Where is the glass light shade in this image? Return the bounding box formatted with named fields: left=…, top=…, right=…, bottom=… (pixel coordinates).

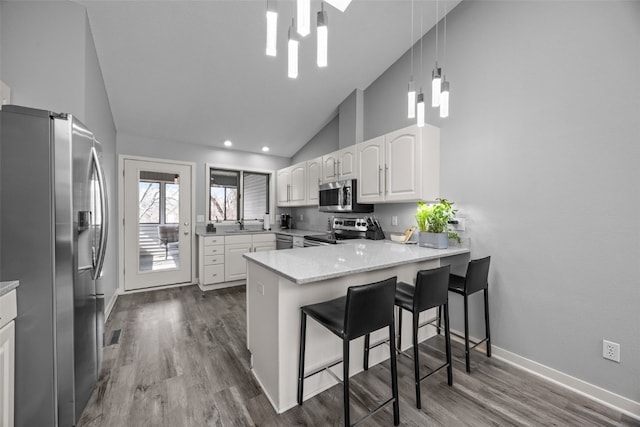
left=440, top=80, right=450, bottom=118
left=266, top=11, right=278, bottom=56
left=288, top=27, right=299, bottom=78
left=297, top=0, right=311, bottom=37
left=416, top=92, right=425, bottom=127
left=431, top=66, right=442, bottom=107
left=407, top=80, right=416, bottom=119
left=317, top=10, right=328, bottom=67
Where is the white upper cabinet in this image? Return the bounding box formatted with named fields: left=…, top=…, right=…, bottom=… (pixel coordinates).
left=276, top=168, right=291, bottom=206
left=322, top=145, right=357, bottom=183
left=289, top=163, right=306, bottom=206
left=384, top=126, right=421, bottom=202
left=306, top=156, right=322, bottom=205
left=322, top=152, right=338, bottom=182
left=357, top=124, right=439, bottom=204
left=356, top=136, right=385, bottom=203
left=276, top=162, right=307, bottom=207
left=337, top=146, right=357, bottom=180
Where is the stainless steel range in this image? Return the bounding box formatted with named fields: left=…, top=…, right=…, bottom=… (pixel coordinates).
left=303, top=217, right=369, bottom=246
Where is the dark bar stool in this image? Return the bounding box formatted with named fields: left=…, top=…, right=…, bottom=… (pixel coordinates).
left=297, top=277, right=400, bottom=427
left=366, top=265, right=452, bottom=409
left=444, top=256, right=491, bottom=373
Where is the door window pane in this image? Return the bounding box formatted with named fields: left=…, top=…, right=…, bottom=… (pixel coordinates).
left=139, top=182, right=160, bottom=224
left=165, top=183, right=180, bottom=224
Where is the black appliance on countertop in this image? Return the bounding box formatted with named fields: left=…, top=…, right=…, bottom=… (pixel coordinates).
left=280, top=214, right=292, bottom=229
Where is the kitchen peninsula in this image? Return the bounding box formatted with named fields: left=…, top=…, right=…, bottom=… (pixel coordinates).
left=243, top=241, right=470, bottom=413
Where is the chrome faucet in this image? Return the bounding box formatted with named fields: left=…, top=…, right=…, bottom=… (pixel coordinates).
left=238, top=218, right=244, bottom=230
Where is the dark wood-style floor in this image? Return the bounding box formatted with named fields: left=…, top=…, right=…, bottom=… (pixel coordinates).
left=78, top=285, right=638, bottom=427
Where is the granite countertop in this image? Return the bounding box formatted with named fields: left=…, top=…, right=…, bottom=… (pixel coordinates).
left=243, top=240, right=470, bottom=284
left=0, top=280, right=19, bottom=297
left=195, top=227, right=318, bottom=238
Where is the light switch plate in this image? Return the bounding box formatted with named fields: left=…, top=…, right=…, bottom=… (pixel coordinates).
left=197, top=214, right=205, bottom=223
left=1, top=80, right=11, bottom=105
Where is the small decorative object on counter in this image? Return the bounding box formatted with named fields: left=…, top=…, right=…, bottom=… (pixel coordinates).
left=415, top=198, right=461, bottom=249
left=206, top=223, right=216, bottom=233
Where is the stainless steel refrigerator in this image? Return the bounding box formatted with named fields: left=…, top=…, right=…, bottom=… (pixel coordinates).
left=0, top=105, right=109, bottom=427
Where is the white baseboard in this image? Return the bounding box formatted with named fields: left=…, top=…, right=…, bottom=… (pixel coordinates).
left=104, top=290, right=119, bottom=321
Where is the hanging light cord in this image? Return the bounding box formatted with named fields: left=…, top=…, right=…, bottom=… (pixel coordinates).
left=443, top=1, right=447, bottom=66
left=420, top=6, right=423, bottom=91
left=435, top=0, right=439, bottom=63
left=410, top=0, right=414, bottom=80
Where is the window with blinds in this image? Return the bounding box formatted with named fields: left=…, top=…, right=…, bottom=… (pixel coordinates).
left=209, top=168, right=270, bottom=221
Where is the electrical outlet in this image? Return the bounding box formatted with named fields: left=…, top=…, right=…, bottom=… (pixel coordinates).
left=197, top=214, right=204, bottom=223
left=391, top=216, right=398, bottom=226
left=257, top=283, right=265, bottom=296
left=602, top=339, right=620, bottom=362
left=450, top=217, right=466, bottom=231
left=299, top=214, right=304, bottom=221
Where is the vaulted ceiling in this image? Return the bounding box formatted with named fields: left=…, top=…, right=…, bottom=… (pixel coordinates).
left=81, top=0, right=460, bottom=157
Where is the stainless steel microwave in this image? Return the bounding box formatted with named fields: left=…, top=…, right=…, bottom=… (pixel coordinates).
left=318, top=179, right=374, bottom=213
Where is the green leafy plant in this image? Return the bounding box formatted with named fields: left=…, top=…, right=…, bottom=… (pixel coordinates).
left=415, top=198, right=461, bottom=243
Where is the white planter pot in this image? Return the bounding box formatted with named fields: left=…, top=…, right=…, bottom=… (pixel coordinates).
left=418, top=232, right=448, bottom=249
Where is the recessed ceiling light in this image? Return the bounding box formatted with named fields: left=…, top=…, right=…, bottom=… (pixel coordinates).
left=224, top=140, right=232, bottom=147
left=261, top=146, right=270, bottom=152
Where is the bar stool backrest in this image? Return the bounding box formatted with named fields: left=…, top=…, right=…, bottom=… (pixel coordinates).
left=414, top=265, right=451, bottom=313
left=344, top=277, right=397, bottom=340
left=464, top=256, right=491, bottom=295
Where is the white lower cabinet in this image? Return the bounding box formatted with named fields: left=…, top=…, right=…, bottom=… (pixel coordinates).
left=198, top=233, right=275, bottom=288
left=0, top=289, right=17, bottom=427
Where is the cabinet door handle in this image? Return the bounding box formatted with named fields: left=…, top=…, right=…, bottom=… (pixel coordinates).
left=337, top=160, right=341, bottom=177
left=385, top=165, right=389, bottom=194
left=378, top=166, right=383, bottom=195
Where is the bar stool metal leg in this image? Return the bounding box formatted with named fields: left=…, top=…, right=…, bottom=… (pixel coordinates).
left=463, top=294, right=471, bottom=373
left=363, top=334, right=370, bottom=371
left=389, top=323, right=400, bottom=426
left=444, top=303, right=453, bottom=385
left=297, top=311, right=307, bottom=405
left=484, top=288, right=491, bottom=357
left=397, top=306, right=403, bottom=352
left=412, top=311, right=421, bottom=409
left=343, top=339, right=351, bottom=427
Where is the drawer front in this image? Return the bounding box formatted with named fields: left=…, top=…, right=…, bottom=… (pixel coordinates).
left=0, top=289, right=17, bottom=329
left=252, top=233, right=275, bottom=243
left=203, top=264, right=225, bottom=284
left=204, top=254, right=224, bottom=265
left=203, top=236, right=225, bottom=246
left=203, top=245, right=224, bottom=256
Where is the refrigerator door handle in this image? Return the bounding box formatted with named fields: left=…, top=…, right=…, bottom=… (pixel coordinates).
left=91, top=144, right=109, bottom=280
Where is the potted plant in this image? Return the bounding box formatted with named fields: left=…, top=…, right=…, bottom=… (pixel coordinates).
left=415, top=198, right=461, bottom=249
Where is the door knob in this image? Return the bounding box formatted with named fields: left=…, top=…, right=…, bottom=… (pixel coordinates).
left=184, top=221, right=189, bottom=226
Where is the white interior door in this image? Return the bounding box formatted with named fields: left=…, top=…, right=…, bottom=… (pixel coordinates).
left=123, top=159, right=192, bottom=291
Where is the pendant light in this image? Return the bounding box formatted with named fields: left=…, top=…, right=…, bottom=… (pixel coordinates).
left=431, top=0, right=441, bottom=107
left=288, top=19, right=299, bottom=78
left=440, top=77, right=449, bottom=118
left=407, top=0, right=415, bottom=119
left=438, top=1, right=451, bottom=117
left=416, top=9, right=425, bottom=127
left=416, top=91, right=425, bottom=127
left=317, top=3, right=328, bottom=67
left=297, top=0, right=311, bottom=37
left=265, top=0, right=278, bottom=56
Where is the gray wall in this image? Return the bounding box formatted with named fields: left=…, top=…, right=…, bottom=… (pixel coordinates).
left=363, top=0, right=640, bottom=403
left=338, top=88, right=363, bottom=148
left=1, top=1, right=119, bottom=305
left=117, top=133, right=290, bottom=223
left=291, top=114, right=339, bottom=165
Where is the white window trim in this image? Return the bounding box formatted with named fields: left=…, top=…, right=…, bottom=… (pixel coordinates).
left=205, top=162, right=275, bottom=225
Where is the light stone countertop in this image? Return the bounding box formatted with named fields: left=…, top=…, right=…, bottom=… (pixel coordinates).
left=0, top=280, right=19, bottom=297
left=195, top=227, right=317, bottom=238
left=243, top=240, right=470, bottom=284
